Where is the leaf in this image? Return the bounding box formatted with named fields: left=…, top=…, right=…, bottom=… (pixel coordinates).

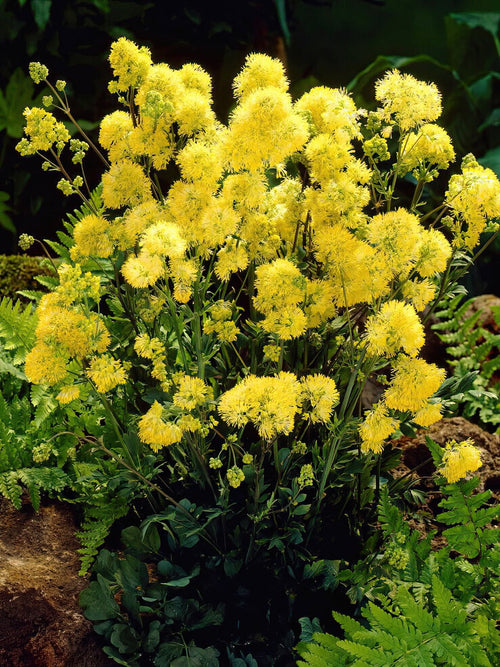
left=299, top=616, right=323, bottom=642
left=446, top=13, right=500, bottom=81
left=479, top=146, right=500, bottom=179
left=31, top=0, right=52, bottom=31
left=110, top=622, right=140, bottom=653
left=170, top=645, right=220, bottom=666
left=0, top=191, right=15, bottom=233
left=0, top=68, right=44, bottom=138
left=79, top=574, right=121, bottom=620
left=144, top=620, right=161, bottom=653
left=274, top=0, right=291, bottom=46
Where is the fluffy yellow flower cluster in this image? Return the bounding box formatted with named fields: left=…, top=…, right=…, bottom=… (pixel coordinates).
left=24, top=264, right=124, bottom=398
left=441, top=438, right=482, bottom=483
left=204, top=301, right=240, bottom=343
left=375, top=69, right=442, bottom=131
left=445, top=155, right=500, bottom=249
left=16, top=107, right=70, bottom=155
left=218, top=372, right=339, bottom=440
left=360, top=356, right=445, bottom=454
left=18, top=39, right=500, bottom=480
left=137, top=374, right=213, bottom=450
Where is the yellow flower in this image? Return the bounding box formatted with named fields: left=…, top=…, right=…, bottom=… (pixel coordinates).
left=261, top=308, right=308, bottom=340
left=177, top=414, right=202, bottom=433
left=300, top=374, right=340, bottom=423
left=108, top=37, right=152, bottom=91
left=297, top=463, right=314, bottom=487
left=25, top=341, right=69, bottom=386
left=233, top=53, right=288, bottom=99
left=56, top=384, right=80, bottom=404
left=72, top=214, right=114, bottom=259
left=218, top=372, right=303, bottom=440
left=179, top=63, right=212, bottom=98
left=254, top=258, right=305, bottom=313
left=35, top=305, right=94, bottom=359
left=441, top=438, right=482, bottom=483
left=99, top=110, right=133, bottom=161
left=219, top=236, right=248, bottom=273
left=173, top=375, right=213, bottom=411
left=359, top=403, right=399, bottom=454
left=226, top=465, right=245, bottom=488
left=375, top=69, right=442, bottom=131
left=303, top=279, right=337, bottom=328
left=366, top=208, right=422, bottom=276
left=170, top=257, right=197, bottom=303
left=17, top=107, right=70, bottom=154
left=415, top=228, right=452, bottom=278
left=223, top=87, right=309, bottom=171
left=175, top=89, right=216, bottom=136
left=401, top=279, right=436, bottom=312
left=138, top=401, right=183, bottom=451
left=384, top=356, right=446, bottom=412
left=121, top=252, right=165, bottom=288
left=102, top=159, right=152, bottom=209
left=87, top=355, right=127, bottom=393
left=365, top=301, right=424, bottom=358
left=304, top=132, right=355, bottom=185
left=56, top=264, right=101, bottom=305
left=295, top=86, right=360, bottom=137
left=399, top=123, right=455, bottom=174
left=140, top=221, right=187, bottom=259
left=134, top=333, right=163, bottom=359
left=263, top=344, right=281, bottom=363
left=113, top=201, right=164, bottom=250
left=413, top=402, right=442, bottom=427
left=221, top=172, right=267, bottom=211
left=314, top=225, right=391, bottom=307
left=176, top=138, right=223, bottom=185
left=128, top=122, right=175, bottom=170
left=445, top=154, right=500, bottom=249
left=265, top=177, right=305, bottom=248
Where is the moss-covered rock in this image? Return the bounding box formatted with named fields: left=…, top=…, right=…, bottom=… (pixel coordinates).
left=0, top=255, right=56, bottom=300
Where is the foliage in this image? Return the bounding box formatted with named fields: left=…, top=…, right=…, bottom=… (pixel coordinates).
left=13, top=38, right=500, bottom=659
left=432, top=294, right=500, bottom=430
left=297, top=474, right=500, bottom=666
left=79, top=525, right=224, bottom=666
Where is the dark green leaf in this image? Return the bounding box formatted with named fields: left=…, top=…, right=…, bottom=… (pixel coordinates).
left=79, top=574, right=120, bottom=620
left=110, top=623, right=140, bottom=653
left=142, top=620, right=160, bottom=653
left=31, top=0, right=52, bottom=31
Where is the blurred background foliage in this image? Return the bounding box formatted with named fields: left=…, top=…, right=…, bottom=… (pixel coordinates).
left=0, top=0, right=499, bottom=291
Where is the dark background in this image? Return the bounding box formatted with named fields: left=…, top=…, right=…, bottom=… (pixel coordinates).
left=1, top=0, right=499, bottom=292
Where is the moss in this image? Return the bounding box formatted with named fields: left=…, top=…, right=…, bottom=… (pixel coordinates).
left=0, top=255, right=57, bottom=300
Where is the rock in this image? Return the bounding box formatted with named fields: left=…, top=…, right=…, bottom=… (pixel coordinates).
left=462, top=294, right=500, bottom=333
left=393, top=417, right=500, bottom=501
left=0, top=498, right=113, bottom=667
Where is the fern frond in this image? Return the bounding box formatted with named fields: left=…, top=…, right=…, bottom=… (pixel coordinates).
left=77, top=498, right=128, bottom=574
left=0, top=296, right=37, bottom=358
left=377, top=486, right=402, bottom=536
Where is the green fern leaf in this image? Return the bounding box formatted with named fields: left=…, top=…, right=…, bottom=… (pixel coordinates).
left=34, top=274, right=59, bottom=290
left=0, top=296, right=37, bottom=356
left=336, top=639, right=387, bottom=664
left=0, top=472, right=23, bottom=508
left=331, top=610, right=366, bottom=637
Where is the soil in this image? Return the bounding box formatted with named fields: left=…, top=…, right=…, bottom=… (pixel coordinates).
left=0, top=497, right=113, bottom=667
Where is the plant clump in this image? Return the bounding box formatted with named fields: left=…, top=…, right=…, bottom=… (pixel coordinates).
left=9, top=40, right=500, bottom=662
